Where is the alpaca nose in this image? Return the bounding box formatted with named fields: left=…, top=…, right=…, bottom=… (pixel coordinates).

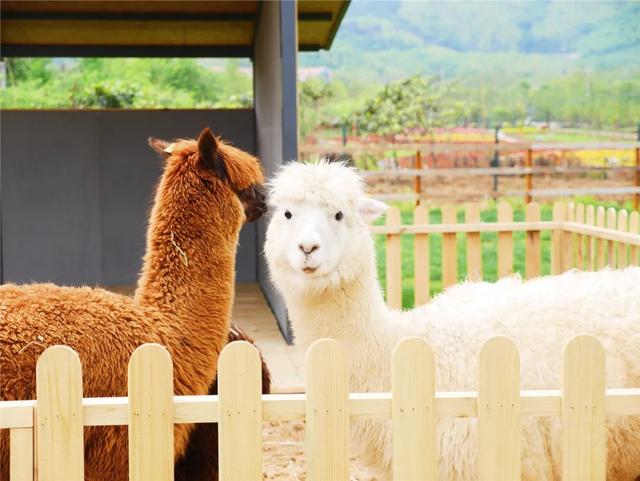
left=298, top=243, right=319, bottom=255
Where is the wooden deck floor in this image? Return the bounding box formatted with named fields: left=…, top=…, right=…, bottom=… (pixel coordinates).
left=107, top=283, right=303, bottom=392
left=232, top=283, right=304, bottom=392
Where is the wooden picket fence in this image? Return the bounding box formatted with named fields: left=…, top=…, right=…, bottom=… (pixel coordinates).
left=2, top=337, right=640, bottom=480
left=375, top=201, right=640, bottom=309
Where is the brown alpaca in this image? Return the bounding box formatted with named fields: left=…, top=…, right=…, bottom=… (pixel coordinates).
left=0, top=127, right=265, bottom=481
left=175, top=324, right=271, bottom=481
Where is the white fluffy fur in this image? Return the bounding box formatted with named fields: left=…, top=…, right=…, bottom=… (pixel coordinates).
left=265, top=160, right=640, bottom=481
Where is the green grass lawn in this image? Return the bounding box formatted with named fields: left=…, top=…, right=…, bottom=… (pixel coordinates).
left=373, top=198, right=634, bottom=309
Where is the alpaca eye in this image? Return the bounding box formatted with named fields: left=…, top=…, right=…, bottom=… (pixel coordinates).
left=284, top=210, right=292, bottom=220
left=335, top=211, right=343, bottom=221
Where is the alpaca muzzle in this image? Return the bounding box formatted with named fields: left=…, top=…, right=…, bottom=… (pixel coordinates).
left=238, top=184, right=267, bottom=223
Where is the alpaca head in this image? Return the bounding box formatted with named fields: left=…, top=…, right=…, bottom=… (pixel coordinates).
left=265, top=160, right=387, bottom=294
left=149, top=127, right=266, bottom=224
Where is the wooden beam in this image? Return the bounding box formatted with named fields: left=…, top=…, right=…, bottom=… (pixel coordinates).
left=1, top=44, right=254, bottom=58
left=3, top=388, right=639, bottom=429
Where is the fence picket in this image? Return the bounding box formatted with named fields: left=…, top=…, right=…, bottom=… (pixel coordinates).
left=466, top=203, right=482, bottom=281
left=525, top=202, right=541, bottom=279
left=414, top=205, right=430, bottom=305
left=606, top=207, right=617, bottom=267
left=306, top=339, right=349, bottom=481
left=586, top=205, right=596, bottom=271
left=595, top=207, right=606, bottom=270
left=128, top=344, right=174, bottom=481
left=218, top=341, right=263, bottom=481
left=386, top=207, right=402, bottom=309
left=562, top=336, right=606, bottom=481
left=497, top=202, right=514, bottom=278
left=478, top=337, right=521, bottom=481
left=442, top=205, right=458, bottom=288
left=551, top=203, right=566, bottom=274
left=617, top=209, right=628, bottom=267
left=565, top=202, right=576, bottom=270
left=10, top=428, right=33, bottom=481
left=575, top=203, right=585, bottom=270
left=630, top=211, right=639, bottom=265
left=35, top=346, right=84, bottom=481
left=392, top=338, right=436, bottom=481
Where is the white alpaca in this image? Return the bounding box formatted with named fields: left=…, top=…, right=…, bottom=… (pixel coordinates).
left=264, top=160, right=640, bottom=481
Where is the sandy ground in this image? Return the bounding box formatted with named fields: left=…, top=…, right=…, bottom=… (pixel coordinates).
left=263, top=420, right=383, bottom=481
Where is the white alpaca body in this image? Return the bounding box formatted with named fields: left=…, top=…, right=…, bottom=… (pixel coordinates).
left=265, top=161, right=640, bottom=481
left=286, top=266, right=640, bottom=480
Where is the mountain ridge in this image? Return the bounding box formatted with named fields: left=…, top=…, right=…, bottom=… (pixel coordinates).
left=300, top=0, right=640, bottom=85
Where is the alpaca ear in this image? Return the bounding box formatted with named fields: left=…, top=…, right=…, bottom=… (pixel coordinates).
left=358, top=197, right=388, bottom=223
left=197, top=127, right=227, bottom=181
left=148, top=137, right=171, bottom=159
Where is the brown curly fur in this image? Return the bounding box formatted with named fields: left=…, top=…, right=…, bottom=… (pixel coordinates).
left=0, top=127, right=264, bottom=481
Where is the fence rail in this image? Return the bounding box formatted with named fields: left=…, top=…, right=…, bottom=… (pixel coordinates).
left=376, top=202, right=640, bottom=309
left=362, top=165, right=640, bottom=177
left=2, top=337, right=640, bottom=480
left=302, top=141, right=640, bottom=207
left=372, top=187, right=640, bottom=202
left=300, top=141, right=640, bottom=155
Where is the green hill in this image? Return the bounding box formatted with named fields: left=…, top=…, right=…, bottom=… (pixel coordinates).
left=300, top=0, right=640, bottom=86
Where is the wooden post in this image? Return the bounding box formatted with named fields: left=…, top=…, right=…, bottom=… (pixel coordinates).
left=551, top=202, right=565, bottom=275
left=36, top=346, right=84, bottom=481
left=617, top=209, right=629, bottom=268
left=478, top=337, right=521, bottom=481
left=525, top=202, right=541, bottom=279
left=306, top=339, right=349, bottom=481
left=586, top=205, right=596, bottom=271
left=497, top=202, right=513, bottom=278
left=606, top=207, right=617, bottom=267
left=128, top=344, right=174, bottom=481
left=392, top=338, right=436, bottom=481
left=595, top=207, right=606, bottom=270
left=564, top=202, right=576, bottom=271
left=575, top=203, right=585, bottom=270
left=562, top=336, right=606, bottom=481
left=525, top=148, right=533, bottom=205
left=630, top=211, right=639, bottom=265
left=465, top=203, right=482, bottom=281
left=413, top=205, right=430, bottom=305
left=442, top=205, right=458, bottom=288
left=414, top=150, right=422, bottom=206
left=386, top=207, right=402, bottom=309
left=218, top=342, right=263, bottom=481
left=634, top=147, right=639, bottom=211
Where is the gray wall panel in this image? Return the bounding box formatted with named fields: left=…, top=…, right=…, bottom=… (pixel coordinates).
left=1, top=111, right=102, bottom=285
left=1, top=109, right=257, bottom=287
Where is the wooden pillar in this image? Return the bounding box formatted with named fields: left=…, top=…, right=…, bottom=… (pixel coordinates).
left=525, top=148, right=533, bottom=205
left=634, top=147, right=639, bottom=211
left=414, top=150, right=422, bottom=206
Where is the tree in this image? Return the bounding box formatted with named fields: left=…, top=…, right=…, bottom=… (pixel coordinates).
left=4, top=58, right=52, bottom=86
left=299, top=78, right=335, bottom=138
left=352, top=75, right=457, bottom=139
